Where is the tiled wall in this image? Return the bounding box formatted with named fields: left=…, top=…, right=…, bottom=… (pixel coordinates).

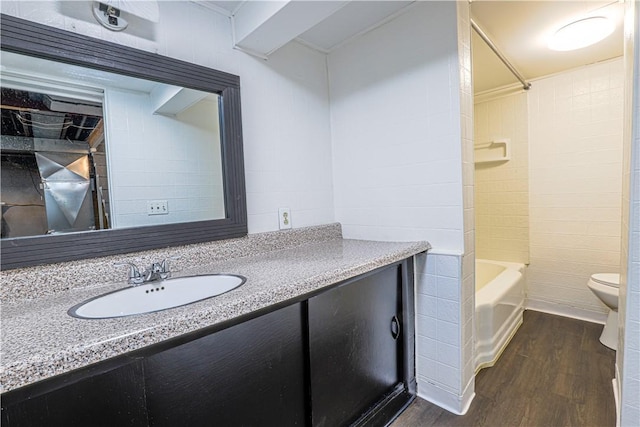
left=106, top=88, right=225, bottom=227
left=474, top=92, right=529, bottom=263
left=328, top=1, right=464, bottom=249
left=527, top=58, right=625, bottom=320
left=240, top=41, right=334, bottom=232
left=621, top=66, right=640, bottom=426
left=619, top=1, right=640, bottom=423
left=456, top=0, right=476, bottom=414
left=415, top=251, right=467, bottom=413
left=0, top=1, right=336, bottom=234
left=328, top=1, right=473, bottom=414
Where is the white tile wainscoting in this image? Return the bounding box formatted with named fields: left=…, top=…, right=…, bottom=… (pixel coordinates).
left=415, top=251, right=475, bottom=415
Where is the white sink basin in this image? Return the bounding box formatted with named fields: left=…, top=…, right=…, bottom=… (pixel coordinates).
left=68, top=274, right=246, bottom=319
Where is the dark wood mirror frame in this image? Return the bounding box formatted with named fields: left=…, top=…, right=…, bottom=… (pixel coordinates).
left=0, top=14, right=247, bottom=270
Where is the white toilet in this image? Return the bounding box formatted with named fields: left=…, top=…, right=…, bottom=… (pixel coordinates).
left=587, top=273, right=620, bottom=350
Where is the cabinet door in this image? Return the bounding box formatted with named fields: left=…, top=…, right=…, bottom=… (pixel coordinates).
left=1, top=360, right=148, bottom=427
left=144, top=303, right=307, bottom=427
left=308, top=264, right=403, bottom=427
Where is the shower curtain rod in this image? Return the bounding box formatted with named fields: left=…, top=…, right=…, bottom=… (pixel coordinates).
left=471, top=18, right=532, bottom=91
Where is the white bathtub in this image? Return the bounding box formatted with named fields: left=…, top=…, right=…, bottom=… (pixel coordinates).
left=475, top=259, right=525, bottom=371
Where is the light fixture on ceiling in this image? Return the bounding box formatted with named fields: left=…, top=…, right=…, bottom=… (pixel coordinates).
left=92, top=2, right=128, bottom=31
left=92, top=1, right=160, bottom=32
left=548, top=16, right=615, bottom=51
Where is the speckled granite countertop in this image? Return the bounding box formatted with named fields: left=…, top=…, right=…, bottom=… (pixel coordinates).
left=1, top=236, right=429, bottom=393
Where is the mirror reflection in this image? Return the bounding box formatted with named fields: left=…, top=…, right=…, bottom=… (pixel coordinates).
left=0, top=52, right=225, bottom=239
left=1, top=86, right=106, bottom=237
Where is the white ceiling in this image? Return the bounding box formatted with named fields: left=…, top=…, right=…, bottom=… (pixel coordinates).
left=195, top=1, right=625, bottom=93
left=470, top=0, right=625, bottom=93
left=197, top=1, right=415, bottom=52
left=196, top=0, right=245, bottom=15
left=296, top=1, right=413, bottom=52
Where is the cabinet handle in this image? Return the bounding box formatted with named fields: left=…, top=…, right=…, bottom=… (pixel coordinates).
left=390, top=315, right=400, bottom=340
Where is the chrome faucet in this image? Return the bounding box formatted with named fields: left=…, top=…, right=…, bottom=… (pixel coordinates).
left=144, top=260, right=171, bottom=282
left=115, top=259, right=173, bottom=286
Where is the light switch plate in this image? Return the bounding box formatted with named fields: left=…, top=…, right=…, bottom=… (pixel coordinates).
left=278, top=207, right=292, bottom=230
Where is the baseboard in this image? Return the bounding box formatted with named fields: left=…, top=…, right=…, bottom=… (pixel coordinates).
left=459, top=376, right=475, bottom=415
left=416, top=377, right=475, bottom=415
left=525, top=298, right=607, bottom=324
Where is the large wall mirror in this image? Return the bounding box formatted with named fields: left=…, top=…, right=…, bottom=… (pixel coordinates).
left=0, top=14, right=247, bottom=270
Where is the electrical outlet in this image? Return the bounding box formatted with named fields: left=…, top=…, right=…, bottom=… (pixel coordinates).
left=147, top=200, right=169, bottom=215
left=278, top=208, right=291, bottom=230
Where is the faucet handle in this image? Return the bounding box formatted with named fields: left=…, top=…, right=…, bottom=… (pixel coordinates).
left=114, top=262, right=141, bottom=276
left=156, top=256, right=179, bottom=279
left=114, top=262, right=144, bottom=285
left=151, top=262, right=164, bottom=273
left=162, top=256, right=181, bottom=271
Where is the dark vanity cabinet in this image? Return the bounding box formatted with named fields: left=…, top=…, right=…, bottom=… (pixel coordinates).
left=309, top=265, right=405, bottom=427
left=1, top=260, right=415, bottom=427
left=1, top=305, right=307, bottom=427
left=143, top=303, right=307, bottom=426
left=0, top=360, right=148, bottom=426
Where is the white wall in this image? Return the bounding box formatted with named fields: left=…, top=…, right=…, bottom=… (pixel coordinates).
left=0, top=0, right=335, bottom=234
left=329, top=2, right=464, bottom=250
left=474, top=92, right=529, bottom=264
left=240, top=40, right=334, bottom=232
left=527, top=59, right=625, bottom=321
left=328, top=1, right=474, bottom=415
left=619, top=1, right=640, bottom=423
left=457, top=2, right=476, bottom=415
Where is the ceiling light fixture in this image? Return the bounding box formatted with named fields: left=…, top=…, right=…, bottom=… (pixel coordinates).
left=548, top=16, right=615, bottom=51
left=93, top=2, right=128, bottom=31
left=91, top=1, right=160, bottom=31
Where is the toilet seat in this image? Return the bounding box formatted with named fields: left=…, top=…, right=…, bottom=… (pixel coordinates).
left=590, top=273, right=620, bottom=288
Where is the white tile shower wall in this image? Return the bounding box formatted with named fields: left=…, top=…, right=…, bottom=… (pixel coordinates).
left=1, top=0, right=335, bottom=234
left=328, top=1, right=464, bottom=249
left=528, top=58, right=624, bottom=320
left=105, top=88, right=225, bottom=228
left=619, top=1, right=640, bottom=424
left=474, top=92, right=529, bottom=263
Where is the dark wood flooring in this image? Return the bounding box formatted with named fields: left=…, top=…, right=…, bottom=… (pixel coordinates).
left=392, top=310, right=616, bottom=427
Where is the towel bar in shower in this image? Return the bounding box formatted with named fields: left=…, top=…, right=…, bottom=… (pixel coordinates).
left=474, top=139, right=510, bottom=164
